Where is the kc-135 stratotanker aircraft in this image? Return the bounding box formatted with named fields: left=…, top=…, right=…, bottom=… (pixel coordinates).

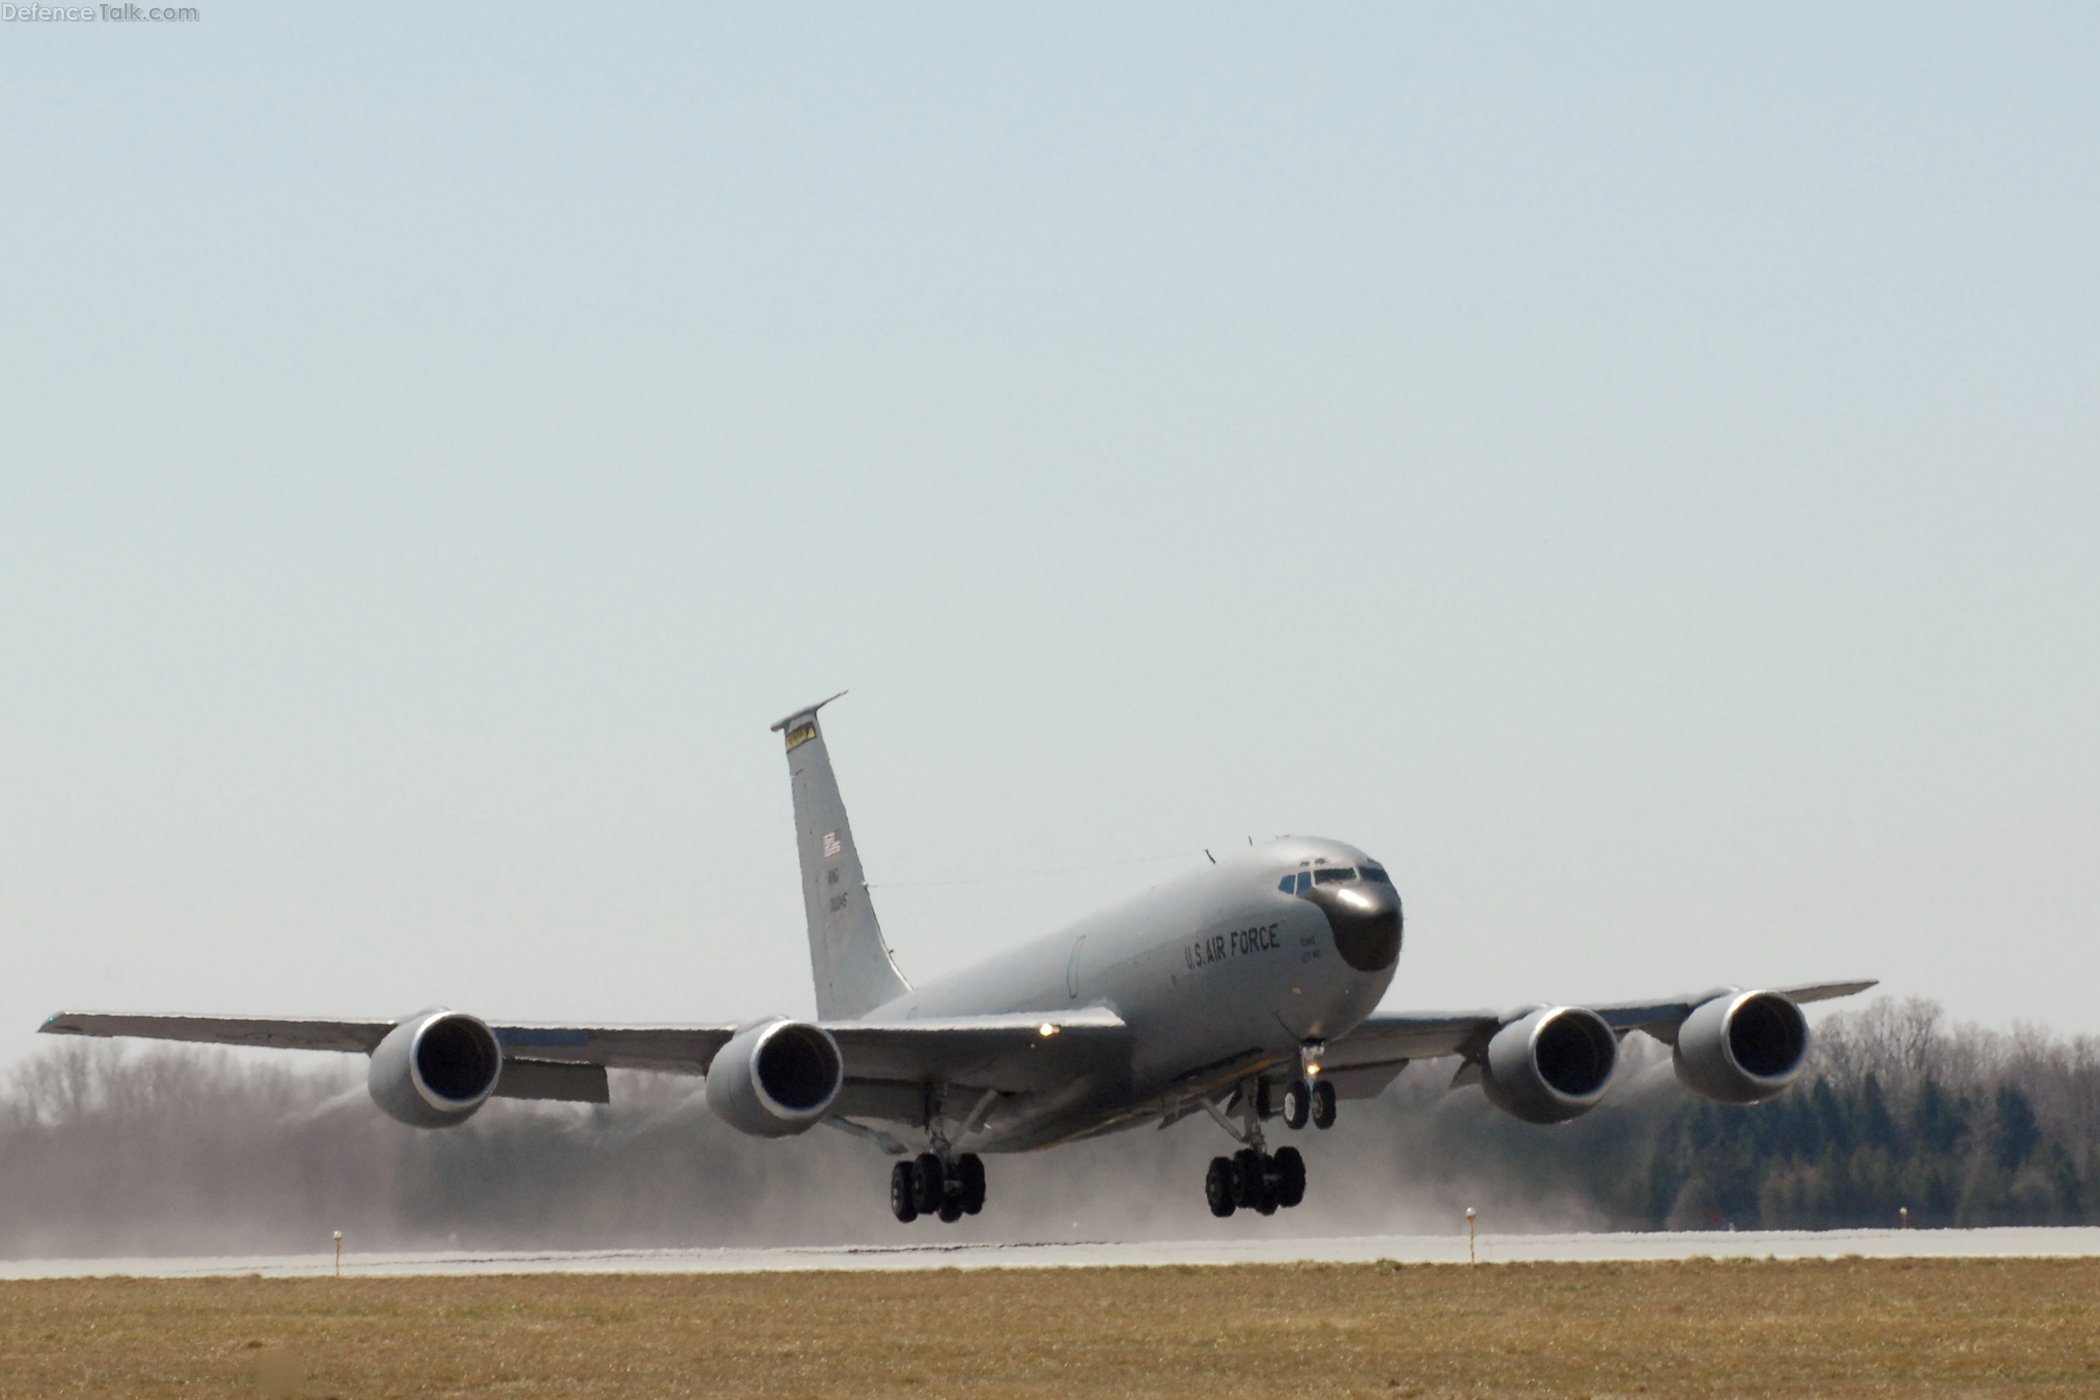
left=46, top=695, right=1875, bottom=1224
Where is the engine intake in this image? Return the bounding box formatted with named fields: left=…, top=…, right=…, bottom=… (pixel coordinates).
left=704, top=1018, right=844, bottom=1137
left=1673, top=990, right=1810, bottom=1104
left=1480, top=1006, right=1619, bottom=1124
left=368, top=1010, right=503, bottom=1128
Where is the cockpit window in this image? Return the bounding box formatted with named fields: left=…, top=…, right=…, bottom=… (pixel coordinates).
left=1293, top=871, right=1310, bottom=894
left=1312, top=867, right=1354, bottom=885
left=1277, top=877, right=1294, bottom=894
left=1360, top=864, right=1393, bottom=885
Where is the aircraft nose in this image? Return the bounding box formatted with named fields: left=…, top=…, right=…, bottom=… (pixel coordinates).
left=1303, top=881, right=1402, bottom=972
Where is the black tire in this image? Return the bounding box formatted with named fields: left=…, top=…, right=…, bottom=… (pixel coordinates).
left=938, top=1198, right=964, bottom=1224
left=1311, top=1079, right=1338, bottom=1130
left=959, top=1154, right=987, bottom=1215
left=1231, top=1148, right=1264, bottom=1208
left=1253, top=1150, right=1282, bottom=1215
left=1205, top=1156, right=1236, bottom=1218
left=1254, top=1080, right=1277, bottom=1120
left=889, top=1161, right=919, bottom=1223
left=913, top=1152, right=945, bottom=1215
left=1274, top=1146, right=1307, bottom=1208
left=1281, top=1079, right=1311, bottom=1130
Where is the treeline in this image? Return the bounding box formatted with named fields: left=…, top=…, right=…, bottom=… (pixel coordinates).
left=1377, top=997, right=2100, bottom=1233
left=3, top=998, right=2096, bottom=1259
left=1659, top=998, right=2100, bottom=1230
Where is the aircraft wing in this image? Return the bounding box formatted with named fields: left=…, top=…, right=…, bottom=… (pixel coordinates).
left=40, top=1004, right=1132, bottom=1096
left=38, top=1011, right=733, bottom=1072
left=41, top=1012, right=395, bottom=1055
left=472, top=1006, right=1132, bottom=1090
left=1322, top=979, right=1879, bottom=1074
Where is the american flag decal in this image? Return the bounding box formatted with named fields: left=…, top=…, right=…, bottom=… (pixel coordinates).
left=823, top=831, right=842, bottom=858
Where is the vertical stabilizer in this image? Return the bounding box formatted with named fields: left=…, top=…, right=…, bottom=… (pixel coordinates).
left=771, top=695, right=911, bottom=1020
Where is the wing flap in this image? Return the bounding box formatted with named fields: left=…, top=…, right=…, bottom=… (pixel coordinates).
left=1322, top=1011, right=1500, bottom=1069
left=493, top=1059, right=611, bottom=1104
left=826, top=1007, right=1131, bottom=1091
left=489, top=1025, right=736, bottom=1075
left=481, top=1007, right=1129, bottom=1089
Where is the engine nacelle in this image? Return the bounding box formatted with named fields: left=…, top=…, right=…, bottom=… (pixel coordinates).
left=703, top=1018, right=844, bottom=1138
left=1480, top=1006, right=1619, bottom=1124
left=368, top=1009, right=503, bottom=1128
left=1673, top=989, right=1810, bottom=1105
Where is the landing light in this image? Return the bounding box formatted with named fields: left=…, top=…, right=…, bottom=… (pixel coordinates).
left=1037, top=1023, right=1059, bottom=1038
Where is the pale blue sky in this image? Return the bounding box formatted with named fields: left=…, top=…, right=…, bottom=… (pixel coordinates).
left=3, top=5, right=2096, bottom=1054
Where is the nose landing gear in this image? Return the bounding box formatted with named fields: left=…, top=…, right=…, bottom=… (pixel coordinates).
left=1311, top=1078, right=1337, bottom=1129
left=1278, top=1044, right=1339, bottom=1131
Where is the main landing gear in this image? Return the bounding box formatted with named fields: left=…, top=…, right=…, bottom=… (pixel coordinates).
left=889, top=1151, right=986, bottom=1225
left=1201, top=1058, right=1327, bottom=1217
left=1205, top=1145, right=1306, bottom=1217
left=1201, top=1074, right=1327, bottom=1217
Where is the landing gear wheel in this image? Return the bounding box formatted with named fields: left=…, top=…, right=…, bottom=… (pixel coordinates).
left=958, top=1154, right=987, bottom=1215
left=938, top=1197, right=964, bottom=1224
left=912, top=1152, right=945, bottom=1215
left=1205, top=1156, right=1236, bottom=1218
left=1230, top=1148, right=1264, bottom=1209
left=1274, top=1146, right=1306, bottom=1208
left=1254, top=1080, right=1278, bottom=1120
left=1251, top=1151, right=1282, bottom=1215
left=1311, top=1079, right=1338, bottom=1130
left=889, top=1160, right=919, bottom=1223
left=1281, top=1079, right=1312, bottom=1130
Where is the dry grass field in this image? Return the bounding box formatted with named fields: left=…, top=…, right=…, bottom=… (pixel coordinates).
left=3, top=1257, right=2097, bottom=1398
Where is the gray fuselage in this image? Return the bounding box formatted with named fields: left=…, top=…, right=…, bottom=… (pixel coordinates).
left=859, top=835, right=1402, bottom=1151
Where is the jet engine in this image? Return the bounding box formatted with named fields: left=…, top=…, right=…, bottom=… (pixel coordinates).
left=703, top=1018, right=844, bottom=1137
left=1672, top=989, right=1810, bottom=1105
left=368, top=1010, right=503, bottom=1128
left=1479, top=1006, right=1619, bottom=1124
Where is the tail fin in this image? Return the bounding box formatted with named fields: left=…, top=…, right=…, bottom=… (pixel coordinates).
left=772, top=694, right=911, bottom=1019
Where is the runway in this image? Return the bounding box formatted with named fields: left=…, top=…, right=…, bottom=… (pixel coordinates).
left=7, top=1226, right=2100, bottom=1280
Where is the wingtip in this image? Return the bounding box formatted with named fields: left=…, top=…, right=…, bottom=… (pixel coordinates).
left=1785, top=979, right=1881, bottom=1005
